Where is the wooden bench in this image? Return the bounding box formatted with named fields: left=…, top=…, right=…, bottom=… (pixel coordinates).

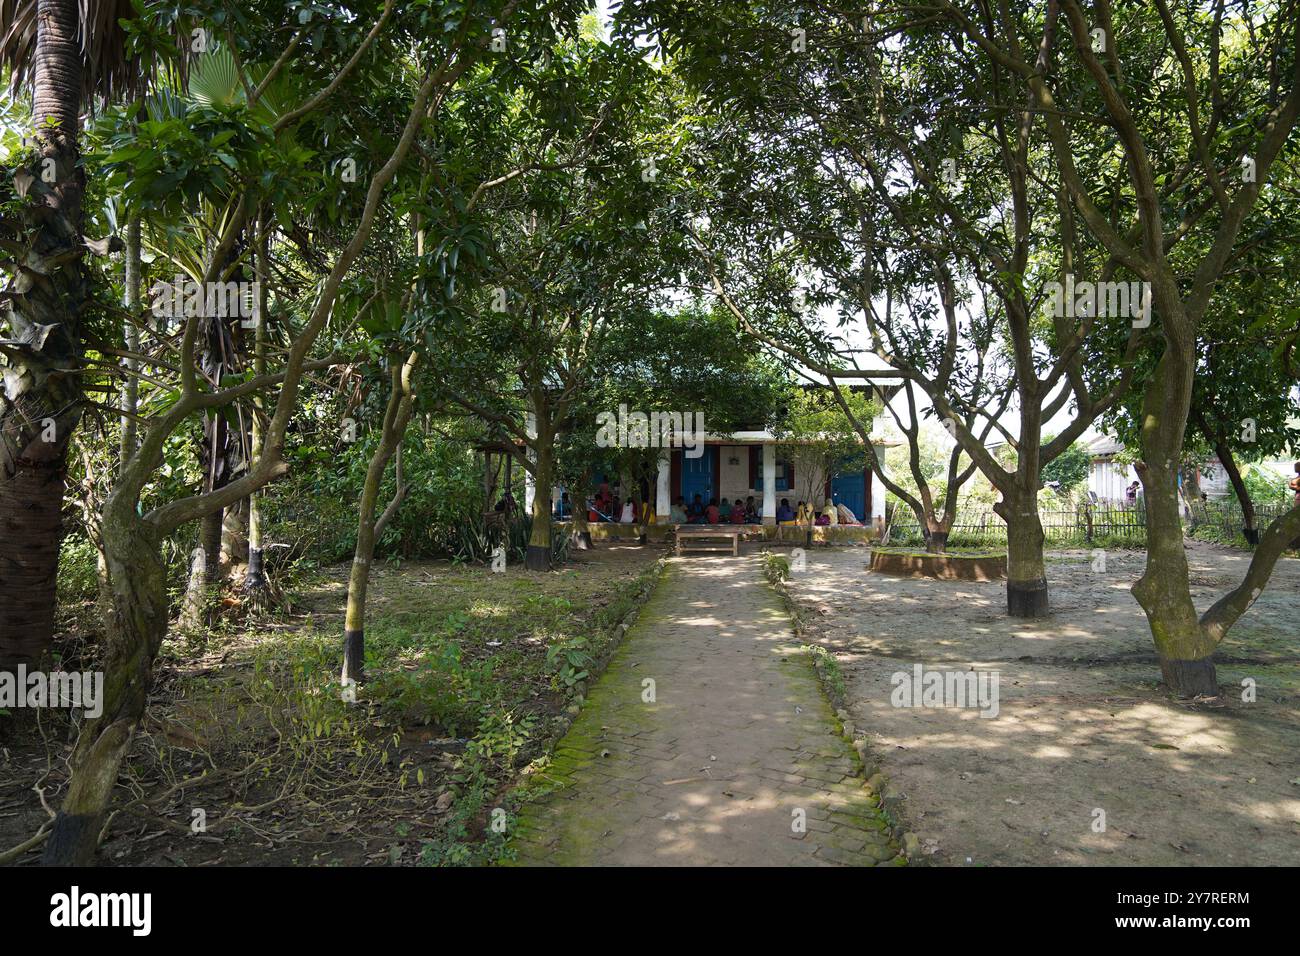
left=675, top=527, right=743, bottom=556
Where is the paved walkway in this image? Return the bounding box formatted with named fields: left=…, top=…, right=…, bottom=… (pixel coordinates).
left=508, top=555, right=901, bottom=866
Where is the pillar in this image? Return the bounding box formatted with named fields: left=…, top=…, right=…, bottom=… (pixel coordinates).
left=871, top=449, right=887, bottom=534
left=524, top=412, right=536, bottom=512
left=762, top=442, right=776, bottom=525
left=657, top=448, right=672, bottom=521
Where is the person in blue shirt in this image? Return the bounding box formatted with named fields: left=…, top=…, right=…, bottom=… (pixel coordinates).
left=776, top=498, right=795, bottom=523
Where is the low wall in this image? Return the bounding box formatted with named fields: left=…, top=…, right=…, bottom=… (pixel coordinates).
left=868, top=548, right=1007, bottom=581
left=559, top=522, right=881, bottom=546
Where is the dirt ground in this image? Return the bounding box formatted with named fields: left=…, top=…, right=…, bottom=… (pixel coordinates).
left=0, top=544, right=662, bottom=867
left=784, top=540, right=1300, bottom=866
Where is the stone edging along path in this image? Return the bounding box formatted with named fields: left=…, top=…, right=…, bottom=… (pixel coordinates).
left=504, top=553, right=910, bottom=866
left=772, top=563, right=926, bottom=863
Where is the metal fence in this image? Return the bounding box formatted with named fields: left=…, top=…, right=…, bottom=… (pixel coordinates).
left=888, top=501, right=1147, bottom=545
left=889, top=497, right=1296, bottom=547
left=1186, top=498, right=1296, bottom=540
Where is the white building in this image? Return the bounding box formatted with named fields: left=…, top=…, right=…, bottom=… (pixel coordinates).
left=1085, top=435, right=1138, bottom=502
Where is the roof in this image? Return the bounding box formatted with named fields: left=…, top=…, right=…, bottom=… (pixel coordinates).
left=1086, top=434, right=1125, bottom=457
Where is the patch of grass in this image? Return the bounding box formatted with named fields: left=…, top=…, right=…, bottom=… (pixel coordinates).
left=870, top=546, right=1006, bottom=559
left=762, top=551, right=792, bottom=585
left=108, top=549, right=664, bottom=867
left=806, top=644, right=846, bottom=700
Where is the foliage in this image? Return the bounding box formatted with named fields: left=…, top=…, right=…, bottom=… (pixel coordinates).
left=56, top=536, right=101, bottom=605
left=761, top=551, right=791, bottom=586
left=1041, top=439, right=1091, bottom=494
left=774, top=386, right=877, bottom=508
left=545, top=634, right=592, bottom=695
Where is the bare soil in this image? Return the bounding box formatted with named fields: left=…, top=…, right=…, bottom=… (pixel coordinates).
left=784, top=540, right=1300, bottom=866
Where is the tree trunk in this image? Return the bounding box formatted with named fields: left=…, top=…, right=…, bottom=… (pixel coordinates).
left=1133, top=349, right=1221, bottom=697
left=42, top=505, right=167, bottom=864
left=569, top=470, right=592, bottom=550
left=119, top=217, right=142, bottom=467
left=0, top=0, right=88, bottom=668
left=628, top=470, right=647, bottom=545
left=1214, top=441, right=1257, bottom=543
left=997, top=494, right=1049, bottom=617
left=200, top=508, right=224, bottom=577
left=220, top=498, right=249, bottom=576
left=1133, top=459, right=1220, bottom=695
left=0, top=462, right=67, bottom=666
left=177, top=543, right=209, bottom=632
left=343, top=355, right=416, bottom=683
left=526, top=442, right=553, bottom=571
left=245, top=210, right=270, bottom=595
left=924, top=513, right=950, bottom=553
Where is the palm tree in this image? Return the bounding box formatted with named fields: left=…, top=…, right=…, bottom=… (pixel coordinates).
left=0, top=0, right=160, bottom=667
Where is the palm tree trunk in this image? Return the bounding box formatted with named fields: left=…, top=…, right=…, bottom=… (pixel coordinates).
left=0, top=0, right=88, bottom=668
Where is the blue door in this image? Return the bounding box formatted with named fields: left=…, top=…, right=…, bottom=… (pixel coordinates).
left=681, top=450, right=714, bottom=506
left=831, top=470, right=866, bottom=521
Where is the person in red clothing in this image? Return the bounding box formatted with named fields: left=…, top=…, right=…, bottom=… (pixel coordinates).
left=705, top=497, right=721, bottom=523
left=729, top=499, right=746, bottom=523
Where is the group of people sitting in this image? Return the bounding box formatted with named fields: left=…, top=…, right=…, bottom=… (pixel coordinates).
left=669, top=494, right=761, bottom=524
left=556, top=476, right=867, bottom=527
left=580, top=482, right=649, bottom=524
left=662, top=494, right=862, bottom=526
left=781, top=498, right=862, bottom=526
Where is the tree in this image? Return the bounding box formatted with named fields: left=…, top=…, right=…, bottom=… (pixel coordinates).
left=972, top=0, right=1300, bottom=694
left=0, top=0, right=191, bottom=666
left=342, top=349, right=419, bottom=684
left=592, top=303, right=788, bottom=537
left=436, top=33, right=684, bottom=571
left=774, top=385, right=876, bottom=541
left=621, top=2, right=1136, bottom=604
left=38, top=0, right=499, bottom=863
left=0, top=0, right=126, bottom=665
left=1041, top=438, right=1090, bottom=495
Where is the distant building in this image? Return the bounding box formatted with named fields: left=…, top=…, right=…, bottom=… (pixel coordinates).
left=1085, top=432, right=1296, bottom=503
left=1085, top=435, right=1138, bottom=502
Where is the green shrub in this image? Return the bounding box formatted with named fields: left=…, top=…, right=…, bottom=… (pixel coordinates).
left=367, top=630, right=497, bottom=735
left=762, top=551, right=791, bottom=585
left=57, top=536, right=101, bottom=604
left=263, top=432, right=569, bottom=568
left=545, top=634, right=592, bottom=694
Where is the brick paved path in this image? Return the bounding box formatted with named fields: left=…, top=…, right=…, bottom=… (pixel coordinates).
left=508, top=555, right=901, bottom=866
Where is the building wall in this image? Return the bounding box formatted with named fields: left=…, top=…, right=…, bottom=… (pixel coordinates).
left=1089, top=458, right=1136, bottom=501
left=718, top=445, right=753, bottom=503
left=1198, top=460, right=1232, bottom=499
